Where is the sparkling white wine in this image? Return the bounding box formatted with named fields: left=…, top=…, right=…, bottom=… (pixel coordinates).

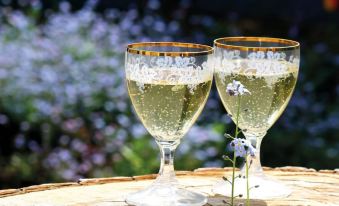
left=215, top=60, right=298, bottom=134
left=127, top=76, right=211, bottom=141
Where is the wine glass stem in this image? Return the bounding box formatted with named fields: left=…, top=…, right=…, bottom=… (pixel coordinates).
left=156, top=140, right=180, bottom=184
left=242, top=132, right=266, bottom=175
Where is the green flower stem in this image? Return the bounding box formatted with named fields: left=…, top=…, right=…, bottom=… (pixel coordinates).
left=231, top=150, right=236, bottom=205
left=235, top=96, right=240, bottom=138
left=231, top=96, right=241, bottom=206
left=246, top=156, right=250, bottom=206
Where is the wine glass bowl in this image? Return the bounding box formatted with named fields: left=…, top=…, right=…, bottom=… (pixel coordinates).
left=213, top=37, right=300, bottom=199
left=125, top=42, right=214, bottom=205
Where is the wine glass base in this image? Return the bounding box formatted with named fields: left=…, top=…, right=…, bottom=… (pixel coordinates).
left=213, top=173, right=291, bottom=200
left=125, top=182, right=207, bottom=206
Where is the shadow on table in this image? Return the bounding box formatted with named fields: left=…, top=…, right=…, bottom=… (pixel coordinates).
left=207, top=196, right=267, bottom=206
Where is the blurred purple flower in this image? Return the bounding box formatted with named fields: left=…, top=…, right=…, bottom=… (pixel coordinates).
left=0, top=114, right=8, bottom=125
left=8, top=11, right=30, bottom=29
left=147, top=0, right=160, bottom=10
left=92, top=153, right=105, bottom=165
left=14, top=134, right=25, bottom=149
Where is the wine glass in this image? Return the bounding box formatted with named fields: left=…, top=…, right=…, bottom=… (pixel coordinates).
left=125, top=42, right=214, bottom=206
left=213, top=37, right=300, bottom=199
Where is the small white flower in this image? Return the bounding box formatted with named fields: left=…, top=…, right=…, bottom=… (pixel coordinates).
left=226, top=80, right=251, bottom=96
left=243, top=140, right=256, bottom=157
left=229, top=138, right=256, bottom=158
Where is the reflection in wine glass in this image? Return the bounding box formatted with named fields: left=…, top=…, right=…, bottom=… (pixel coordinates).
left=125, top=42, right=214, bottom=205
left=213, top=37, right=300, bottom=199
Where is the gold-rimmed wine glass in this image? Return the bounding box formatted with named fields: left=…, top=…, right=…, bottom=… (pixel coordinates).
left=213, top=37, right=300, bottom=199
left=125, top=42, right=214, bottom=205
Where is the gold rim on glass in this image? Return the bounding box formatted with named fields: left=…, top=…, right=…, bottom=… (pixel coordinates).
left=126, top=42, right=214, bottom=57
left=214, top=37, right=300, bottom=51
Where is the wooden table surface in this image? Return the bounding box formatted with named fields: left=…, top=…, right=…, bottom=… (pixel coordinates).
left=0, top=166, right=338, bottom=206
